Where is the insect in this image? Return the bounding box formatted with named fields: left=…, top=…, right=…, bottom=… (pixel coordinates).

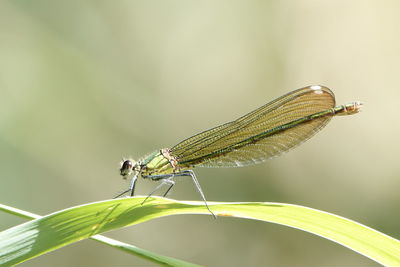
left=116, top=85, right=362, bottom=216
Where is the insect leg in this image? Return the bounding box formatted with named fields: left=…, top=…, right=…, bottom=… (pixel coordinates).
left=179, top=170, right=216, bottom=219
left=143, top=171, right=216, bottom=218
left=113, top=175, right=138, bottom=198
left=129, top=175, right=138, bottom=196
left=141, top=177, right=174, bottom=205
left=163, top=179, right=176, bottom=197
left=113, top=189, right=130, bottom=199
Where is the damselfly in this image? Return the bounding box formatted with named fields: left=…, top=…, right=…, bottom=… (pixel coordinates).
left=116, top=85, right=362, bottom=216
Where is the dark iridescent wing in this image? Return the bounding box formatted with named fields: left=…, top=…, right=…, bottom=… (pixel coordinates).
left=170, top=85, right=336, bottom=168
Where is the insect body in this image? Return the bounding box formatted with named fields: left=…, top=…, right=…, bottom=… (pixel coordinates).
left=117, top=85, right=362, bottom=216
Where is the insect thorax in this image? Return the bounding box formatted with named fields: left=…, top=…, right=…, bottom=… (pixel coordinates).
left=140, top=148, right=181, bottom=177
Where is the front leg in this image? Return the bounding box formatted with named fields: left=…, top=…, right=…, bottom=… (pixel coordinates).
left=114, top=175, right=138, bottom=198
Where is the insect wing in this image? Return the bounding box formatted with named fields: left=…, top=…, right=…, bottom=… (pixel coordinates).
left=171, top=86, right=335, bottom=167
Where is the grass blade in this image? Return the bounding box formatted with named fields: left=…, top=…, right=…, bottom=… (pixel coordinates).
left=0, top=197, right=399, bottom=266
left=0, top=202, right=201, bottom=267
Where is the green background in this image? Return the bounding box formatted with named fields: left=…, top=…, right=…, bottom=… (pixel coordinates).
left=0, top=1, right=398, bottom=266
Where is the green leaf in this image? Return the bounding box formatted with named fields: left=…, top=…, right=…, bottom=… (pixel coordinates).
left=0, top=203, right=201, bottom=267
left=1, top=197, right=399, bottom=266
left=90, top=235, right=200, bottom=267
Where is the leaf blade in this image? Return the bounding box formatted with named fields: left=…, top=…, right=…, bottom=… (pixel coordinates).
left=0, top=198, right=399, bottom=266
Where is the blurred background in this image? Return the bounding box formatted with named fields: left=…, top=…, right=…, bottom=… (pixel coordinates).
left=0, top=1, right=398, bottom=266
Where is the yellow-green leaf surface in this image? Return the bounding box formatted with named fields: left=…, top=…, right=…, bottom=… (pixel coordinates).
left=0, top=202, right=201, bottom=267
left=0, top=197, right=399, bottom=266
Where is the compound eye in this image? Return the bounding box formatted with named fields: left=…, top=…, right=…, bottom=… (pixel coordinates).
left=120, top=160, right=134, bottom=177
